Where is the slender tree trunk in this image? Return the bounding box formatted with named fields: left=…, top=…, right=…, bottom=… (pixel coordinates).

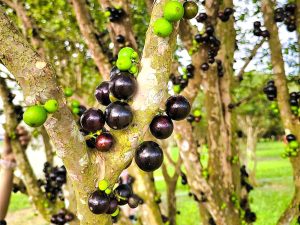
left=40, top=126, right=54, bottom=164
left=261, top=0, right=300, bottom=224
left=129, top=165, right=163, bottom=225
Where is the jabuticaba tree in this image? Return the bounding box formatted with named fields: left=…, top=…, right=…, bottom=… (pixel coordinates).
left=0, top=0, right=182, bottom=224
left=261, top=0, right=300, bottom=224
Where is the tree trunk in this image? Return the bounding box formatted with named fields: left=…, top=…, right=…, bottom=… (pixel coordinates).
left=40, top=126, right=54, bottom=164
left=261, top=0, right=300, bottom=224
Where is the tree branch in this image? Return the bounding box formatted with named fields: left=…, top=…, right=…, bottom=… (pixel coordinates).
left=0, top=77, right=57, bottom=220
left=236, top=38, right=266, bottom=81
left=70, top=0, right=111, bottom=80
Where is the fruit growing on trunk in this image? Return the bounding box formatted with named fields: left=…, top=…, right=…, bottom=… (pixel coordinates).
left=88, top=191, right=110, bottom=214
left=80, top=108, right=105, bottom=132
left=109, top=73, right=137, bottom=100
left=105, top=101, right=133, bottom=130
left=95, top=82, right=111, bottom=106
left=183, top=1, right=198, bottom=19
left=153, top=18, right=173, bottom=37
left=166, top=95, right=191, bottom=120
left=23, top=105, right=48, bottom=127
left=135, top=141, right=164, bottom=172
left=163, top=1, right=184, bottom=22
left=150, top=115, right=174, bottom=139
left=95, top=132, right=114, bottom=152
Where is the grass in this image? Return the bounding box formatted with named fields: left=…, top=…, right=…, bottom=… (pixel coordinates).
left=7, top=141, right=295, bottom=225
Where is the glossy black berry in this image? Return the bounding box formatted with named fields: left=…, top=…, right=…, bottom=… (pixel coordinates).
left=95, top=132, right=114, bottom=152
left=105, top=101, right=133, bottom=130
left=253, top=21, right=261, bottom=28
left=116, top=35, right=125, bottom=44
left=80, top=108, right=105, bottom=132
left=135, top=141, right=163, bottom=172
left=128, top=195, right=140, bottom=208
left=106, top=198, right=119, bottom=214
left=196, top=13, right=207, bottom=22
left=115, top=184, right=133, bottom=205
left=224, top=7, right=234, bottom=16
left=150, top=115, right=174, bottom=139
left=95, top=82, right=111, bottom=106
left=166, top=95, right=191, bottom=121
left=88, top=190, right=110, bottom=214
left=201, top=63, right=209, bottom=71
left=110, top=66, right=122, bottom=80
left=286, top=134, right=296, bottom=142
left=109, top=73, right=137, bottom=100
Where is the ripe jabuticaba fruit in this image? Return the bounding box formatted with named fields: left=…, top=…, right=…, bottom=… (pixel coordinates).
left=109, top=73, right=137, bottom=100
left=95, top=132, right=114, bottom=152
left=135, top=141, right=164, bottom=172
left=165, top=95, right=191, bottom=121
left=105, top=101, right=133, bottom=130
left=80, top=108, right=105, bottom=132
left=150, top=115, right=174, bottom=139
left=95, top=82, right=111, bottom=106
left=88, top=190, right=110, bottom=214
left=115, top=184, right=133, bottom=205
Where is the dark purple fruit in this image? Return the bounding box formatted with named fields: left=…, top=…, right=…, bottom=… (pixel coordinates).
left=88, top=190, right=110, bottom=214
left=95, top=132, right=114, bottom=152
left=186, top=64, right=195, bottom=73
left=116, top=35, right=125, bottom=43
left=135, top=141, right=163, bottom=172
left=261, top=30, right=270, bottom=38
left=224, top=7, right=234, bottom=16
left=196, top=13, right=207, bottom=22
left=65, top=213, right=74, bottom=222
left=166, top=95, right=191, bottom=121
left=150, top=115, right=173, bottom=139
left=110, top=66, right=122, bottom=80
left=95, top=82, right=111, bottom=106
left=286, top=134, right=296, bottom=142
left=128, top=195, right=140, bottom=208
left=201, top=63, right=209, bottom=71
left=105, top=101, right=133, bottom=130
left=80, top=108, right=105, bottom=132
left=115, top=184, right=133, bottom=205
left=253, top=21, right=261, bottom=28
left=106, top=198, right=119, bottom=214
left=109, top=73, right=137, bottom=100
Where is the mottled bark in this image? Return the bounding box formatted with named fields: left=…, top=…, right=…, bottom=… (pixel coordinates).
left=0, top=77, right=57, bottom=220
left=70, top=0, right=111, bottom=80
left=0, top=0, right=180, bottom=223
left=98, top=0, right=138, bottom=53
left=261, top=1, right=300, bottom=224
left=129, top=164, right=163, bottom=225
left=0, top=0, right=45, bottom=57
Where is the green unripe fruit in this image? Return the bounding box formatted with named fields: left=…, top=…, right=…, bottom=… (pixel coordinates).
left=64, top=87, right=74, bottom=97
left=163, top=1, right=184, bottom=22
left=131, top=51, right=139, bottom=60
left=116, top=57, right=132, bottom=71
left=104, top=11, right=111, bottom=17
left=291, top=151, right=298, bottom=157
left=153, top=18, right=173, bottom=37
left=72, top=107, right=80, bottom=114
left=289, top=141, right=299, bottom=149
left=105, top=188, right=112, bottom=195
left=23, top=105, right=48, bottom=127
left=173, top=84, right=181, bottom=94
left=118, top=47, right=134, bottom=59
left=71, top=100, right=80, bottom=108
left=129, top=65, right=138, bottom=75
left=98, top=180, right=109, bottom=191
left=270, top=102, right=277, bottom=109
left=111, top=208, right=120, bottom=217
left=183, top=1, right=199, bottom=19
left=193, top=108, right=201, bottom=117
left=273, top=108, right=279, bottom=114
left=44, top=99, right=59, bottom=113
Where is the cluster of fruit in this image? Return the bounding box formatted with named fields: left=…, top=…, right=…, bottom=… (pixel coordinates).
left=274, top=3, right=297, bottom=32
left=63, top=88, right=87, bottom=116
left=187, top=108, right=202, bottom=123
left=289, top=92, right=300, bottom=116
left=104, top=6, right=125, bottom=23
left=153, top=1, right=198, bottom=38
left=253, top=21, right=270, bottom=38
left=88, top=179, right=142, bottom=218
left=5, top=91, right=24, bottom=123
left=23, top=99, right=59, bottom=127
left=263, top=80, right=277, bottom=101
left=170, top=64, right=195, bottom=94
left=240, top=166, right=256, bottom=223
left=50, top=208, right=74, bottom=225
left=217, top=7, right=234, bottom=22
left=194, top=23, right=222, bottom=72
left=282, top=134, right=299, bottom=158
left=38, top=162, right=67, bottom=202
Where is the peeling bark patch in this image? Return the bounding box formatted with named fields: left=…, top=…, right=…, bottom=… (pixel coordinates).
left=182, top=140, right=190, bottom=152
left=35, top=61, right=46, bottom=69
left=79, top=153, right=89, bottom=168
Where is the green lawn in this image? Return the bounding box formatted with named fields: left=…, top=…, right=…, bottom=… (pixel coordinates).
left=7, top=141, right=295, bottom=225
